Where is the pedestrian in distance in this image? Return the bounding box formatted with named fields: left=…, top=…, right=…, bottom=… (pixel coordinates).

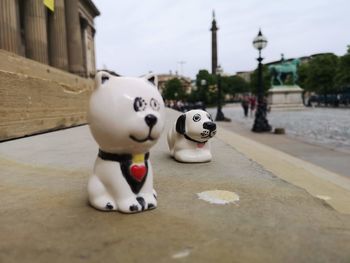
left=249, top=95, right=256, bottom=117
left=241, top=95, right=249, bottom=118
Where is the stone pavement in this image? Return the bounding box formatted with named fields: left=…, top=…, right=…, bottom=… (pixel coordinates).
left=0, top=109, right=350, bottom=263
left=209, top=106, right=350, bottom=180
left=215, top=114, right=350, bottom=178
left=212, top=106, right=350, bottom=154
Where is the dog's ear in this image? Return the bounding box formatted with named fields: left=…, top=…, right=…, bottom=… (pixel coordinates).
left=95, top=71, right=111, bottom=88
left=176, top=114, right=186, bottom=135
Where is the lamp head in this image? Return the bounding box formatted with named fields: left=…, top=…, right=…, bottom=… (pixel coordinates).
left=253, top=29, right=268, bottom=50
left=216, top=65, right=223, bottom=76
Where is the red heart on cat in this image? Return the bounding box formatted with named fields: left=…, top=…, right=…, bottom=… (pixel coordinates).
left=130, top=164, right=146, bottom=182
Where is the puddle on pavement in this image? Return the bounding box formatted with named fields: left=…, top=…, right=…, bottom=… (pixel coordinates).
left=197, top=190, right=239, bottom=205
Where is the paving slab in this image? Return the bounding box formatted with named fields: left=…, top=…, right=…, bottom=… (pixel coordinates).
left=0, top=109, right=350, bottom=263
left=209, top=106, right=350, bottom=178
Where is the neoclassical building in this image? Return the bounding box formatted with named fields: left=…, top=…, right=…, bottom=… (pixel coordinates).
left=0, top=0, right=100, bottom=141
left=0, top=0, right=99, bottom=78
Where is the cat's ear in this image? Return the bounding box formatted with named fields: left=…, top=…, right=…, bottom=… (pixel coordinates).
left=95, top=71, right=111, bottom=87
left=143, top=74, right=158, bottom=87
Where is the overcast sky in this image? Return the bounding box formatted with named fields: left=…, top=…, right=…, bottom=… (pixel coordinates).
left=93, top=0, right=350, bottom=79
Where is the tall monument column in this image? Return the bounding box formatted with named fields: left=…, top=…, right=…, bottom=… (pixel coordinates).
left=210, top=11, right=218, bottom=74
left=48, top=0, right=69, bottom=70
left=0, top=0, right=21, bottom=54
left=65, top=0, right=85, bottom=76
left=23, top=0, right=49, bottom=64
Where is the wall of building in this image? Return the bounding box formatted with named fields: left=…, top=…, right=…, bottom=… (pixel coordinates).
left=236, top=71, right=252, bottom=83
left=0, top=50, right=94, bottom=141
left=0, top=0, right=99, bottom=78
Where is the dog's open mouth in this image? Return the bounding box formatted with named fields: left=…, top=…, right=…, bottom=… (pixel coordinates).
left=201, top=130, right=216, bottom=139
left=129, top=134, right=155, bottom=143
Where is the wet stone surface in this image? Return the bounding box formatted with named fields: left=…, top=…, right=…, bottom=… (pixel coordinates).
left=209, top=107, right=350, bottom=153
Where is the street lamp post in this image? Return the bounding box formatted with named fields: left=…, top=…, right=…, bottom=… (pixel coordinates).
left=200, top=79, right=207, bottom=108
left=200, top=79, right=207, bottom=91
left=215, top=65, right=231, bottom=122
left=252, top=29, right=272, bottom=132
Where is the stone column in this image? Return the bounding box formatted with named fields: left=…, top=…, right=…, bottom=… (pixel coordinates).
left=210, top=11, right=218, bottom=75
left=91, top=28, right=97, bottom=77
left=0, top=0, right=21, bottom=54
left=23, top=0, right=49, bottom=64
left=65, top=0, right=85, bottom=76
left=48, top=0, right=68, bottom=70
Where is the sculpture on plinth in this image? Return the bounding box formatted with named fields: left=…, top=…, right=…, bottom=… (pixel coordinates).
left=269, top=57, right=300, bottom=86
left=267, top=54, right=304, bottom=109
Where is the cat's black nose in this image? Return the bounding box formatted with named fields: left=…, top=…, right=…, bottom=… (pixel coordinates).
left=145, top=114, right=157, bottom=128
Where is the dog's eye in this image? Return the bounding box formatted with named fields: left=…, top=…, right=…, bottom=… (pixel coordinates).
left=193, top=114, right=201, bottom=122
left=134, top=97, right=147, bottom=112
left=207, top=113, right=213, bottom=121
left=150, top=98, right=160, bottom=111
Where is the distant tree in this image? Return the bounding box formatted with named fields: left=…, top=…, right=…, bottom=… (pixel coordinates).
left=335, top=45, right=350, bottom=90
left=191, top=70, right=253, bottom=105
left=193, top=69, right=217, bottom=105
left=221, top=75, right=250, bottom=95
left=249, top=65, right=271, bottom=95
left=305, top=53, right=339, bottom=97
left=297, top=63, right=309, bottom=90
left=162, top=78, right=186, bottom=100
left=297, top=63, right=311, bottom=105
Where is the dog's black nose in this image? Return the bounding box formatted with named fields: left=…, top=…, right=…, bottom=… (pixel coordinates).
left=145, top=114, right=157, bottom=128
left=203, top=122, right=216, bottom=131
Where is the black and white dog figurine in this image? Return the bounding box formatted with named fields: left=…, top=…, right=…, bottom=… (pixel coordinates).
left=167, top=110, right=216, bottom=163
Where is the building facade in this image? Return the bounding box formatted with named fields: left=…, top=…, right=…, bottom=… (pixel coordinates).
left=0, top=0, right=99, bottom=78
left=0, top=0, right=100, bottom=141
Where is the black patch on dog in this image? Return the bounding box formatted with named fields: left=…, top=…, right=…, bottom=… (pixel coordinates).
left=136, top=197, right=146, bottom=211
left=98, top=150, right=150, bottom=195
left=106, top=202, right=114, bottom=210
left=129, top=204, right=139, bottom=212
left=153, top=194, right=157, bottom=200
left=176, top=114, right=186, bottom=134
left=148, top=203, right=155, bottom=209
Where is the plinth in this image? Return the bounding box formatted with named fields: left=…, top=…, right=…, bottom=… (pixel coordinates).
left=267, top=85, right=304, bottom=110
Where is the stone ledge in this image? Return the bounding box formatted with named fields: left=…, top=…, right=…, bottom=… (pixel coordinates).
left=269, top=104, right=306, bottom=111
left=268, top=85, right=303, bottom=93
left=0, top=49, right=94, bottom=141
